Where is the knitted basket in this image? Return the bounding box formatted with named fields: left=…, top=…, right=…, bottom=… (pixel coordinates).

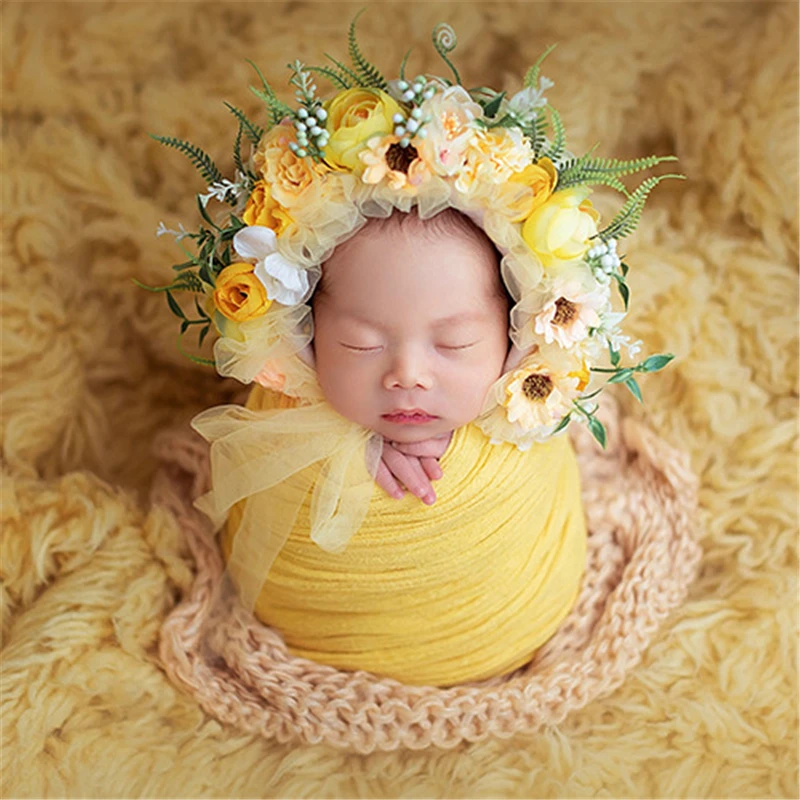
left=152, top=395, right=702, bottom=753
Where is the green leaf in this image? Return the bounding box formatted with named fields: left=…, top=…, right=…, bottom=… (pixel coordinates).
left=306, top=64, right=353, bottom=91
left=606, top=368, right=634, bottom=384
left=165, top=290, right=187, bottom=320
left=198, top=324, right=211, bottom=348
left=348, top=9, right=389, bottom=90
left=194, top=296, right=209, bottom=320
left=612, top=273, right=630, bottom=310
left=482, top=91, right=506, bottom=118
left=620, top=261, right=630, bottom=277
left=624, top=376, right=643, bottom=403
left=180, top=318, right=190, bottom=334
left=551, top=413, right=572, bottom=435
left=587, top=415, right=607, bottom=449
left=639, top=353, right=675, bottom=373
left=197, top=195, right=222, bottom=229
left=609, top=345, right=621, bottom=367
left=149, top=133, right=224, bottom=185
left=323, top=53, right=362, bottom=86
left=541, top=105, right=566, bottom=163
left=176, top=333, right=216, bottom=366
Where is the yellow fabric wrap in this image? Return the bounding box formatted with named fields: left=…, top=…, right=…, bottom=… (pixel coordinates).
left=194, top=385, right=588, bottom=687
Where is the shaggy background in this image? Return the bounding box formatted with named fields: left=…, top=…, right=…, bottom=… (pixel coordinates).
left=2, top=1, right=797, bottom=797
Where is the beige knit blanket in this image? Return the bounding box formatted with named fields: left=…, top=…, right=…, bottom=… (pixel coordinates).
left=153, top=397, right=702, bottom=753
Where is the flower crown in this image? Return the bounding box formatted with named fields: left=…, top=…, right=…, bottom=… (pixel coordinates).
left=139, top=12, right=681, bottom=450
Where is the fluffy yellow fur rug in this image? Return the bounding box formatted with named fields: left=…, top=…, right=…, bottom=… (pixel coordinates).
left=2, top=2, right=797, bottom=797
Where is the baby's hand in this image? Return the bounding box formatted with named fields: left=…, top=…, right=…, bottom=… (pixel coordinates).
left=376, top=432, right=453, bottom=505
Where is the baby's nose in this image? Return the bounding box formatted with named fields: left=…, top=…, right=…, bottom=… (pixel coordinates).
left=383, top=347, right=433, bottom=390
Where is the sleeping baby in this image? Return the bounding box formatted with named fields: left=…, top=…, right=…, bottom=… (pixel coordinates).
left=154, top=22, right=676, bottom=687
left=204, top=206, right=588, bottom=687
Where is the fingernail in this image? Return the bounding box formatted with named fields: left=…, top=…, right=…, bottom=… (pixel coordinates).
left=422, top=493, right=436, bottom=505
left=393, top=490, right=405, bottom=499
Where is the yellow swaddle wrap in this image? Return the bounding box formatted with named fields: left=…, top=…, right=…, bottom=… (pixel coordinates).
left=194, top=385, right=587, bottom=687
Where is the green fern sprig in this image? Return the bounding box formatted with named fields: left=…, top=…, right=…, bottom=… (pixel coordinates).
left=557, top=154, right=678, bottom=190
left=523, top=43, right=557, bottom=89
left=324, top=52, right=362, bottom=87
left=541, top=105, right=566, bottom=162
left=528, top=113, right=550, bottom=158
left=348, top=9, right=389, bottom=90
left=246, top=58, right=293, bottom=128
left=132, top=270, right=205, bottom=295
left=597, top=173, right=685, bottom=240
left=223, top=102, right=263, bottom=145
left=431, top=22, right=461, bottom=86
left=148, top=134, right=223, bottom=185
left=306, top=64, right=353, bottom=90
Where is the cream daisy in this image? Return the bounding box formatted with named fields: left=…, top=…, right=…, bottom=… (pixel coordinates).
left=359, top=134, right=433, bottom=191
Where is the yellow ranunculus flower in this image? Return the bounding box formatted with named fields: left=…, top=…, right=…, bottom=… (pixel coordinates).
left=213, top=262, right=272, bottom=322
left=243, top=181, right=294, bottom=235
left=521, top=186, right=601, bottom=268
left=506, top=157, right=558, bottom=222
left=323, top=88, right=402, bottom=173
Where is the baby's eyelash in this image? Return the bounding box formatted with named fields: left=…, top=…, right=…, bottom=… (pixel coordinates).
left=341, top=343, right=381, bottom=352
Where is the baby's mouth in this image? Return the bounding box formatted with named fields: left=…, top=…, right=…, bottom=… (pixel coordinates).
left=381, top=409, right=438, bottom=424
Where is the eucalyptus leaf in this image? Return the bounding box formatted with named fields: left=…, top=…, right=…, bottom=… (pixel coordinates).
left=607, top=368, right=634, bottom=384
left=610, top=346, right=621, bottom=367
left=551, top=413, right=572, bottom=435
left=587, top=416, right=607, bottom=449
left=625, top=376, right=643, bottom=403
left=639, top=353, right=675, bottom=373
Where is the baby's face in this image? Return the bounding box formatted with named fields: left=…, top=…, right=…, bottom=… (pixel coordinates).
left=312, top=222, right=510, bottom=443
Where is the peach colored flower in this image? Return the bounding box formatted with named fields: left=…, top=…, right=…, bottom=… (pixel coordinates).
left=359, top=135, right=434, bottom=191
left=254, top=122, right=329, bottom=208
left=454, top=126, right=533, bottom=196
left=415, top=85, right=482, bottom=177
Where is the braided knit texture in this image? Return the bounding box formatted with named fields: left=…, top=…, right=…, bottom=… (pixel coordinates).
left=153, top=396, right=702, bottom=753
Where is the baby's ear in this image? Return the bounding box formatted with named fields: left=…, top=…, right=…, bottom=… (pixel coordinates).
left=297, top=341, right=316, bottom=368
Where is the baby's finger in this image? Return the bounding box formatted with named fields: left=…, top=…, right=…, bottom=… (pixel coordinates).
left=381, top=449, right=437, bottom=505
left=375, top=459, right=405, bottom=500
left=420, top=457, right=443, bottom=482
left=388, top=432, right=453, bottom=459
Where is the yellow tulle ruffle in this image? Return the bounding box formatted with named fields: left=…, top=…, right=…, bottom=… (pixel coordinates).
left=193, top=385, right=587, bottom=687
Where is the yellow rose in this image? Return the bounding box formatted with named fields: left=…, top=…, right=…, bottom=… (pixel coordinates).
left=323, top=88, right=402, bottom=172
left=213, top=262, right=272, bottom=322
left=254, top=122, right=328, bottom=208
left=521, top=186, right=601, bottom=268
left=243, top=180, right=294, bottom=235
left=506, top=157, right=558, bottom=222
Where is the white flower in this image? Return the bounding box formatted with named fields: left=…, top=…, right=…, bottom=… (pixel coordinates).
left=233, top=226, right=310, bottom=306
left=594, top=308, right=643, bottom=358
left=506, top=76, right=554, bottom=126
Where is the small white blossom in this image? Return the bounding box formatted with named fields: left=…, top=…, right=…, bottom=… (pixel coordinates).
left=155, top=221, right=190, bottom=241
left=198, top=170, right=252, bottom=209
left=506, top=76, right=555, bottom=125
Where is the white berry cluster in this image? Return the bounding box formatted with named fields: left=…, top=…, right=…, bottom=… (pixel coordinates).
left=392, top=76, right=436, bottom=148
left=289, top=105, right=329, bottom=159
left=586, top=238, right=621, bottom=285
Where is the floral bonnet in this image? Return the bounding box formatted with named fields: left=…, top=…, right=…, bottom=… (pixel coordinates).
left=141, top=13, right=680, bottom=450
